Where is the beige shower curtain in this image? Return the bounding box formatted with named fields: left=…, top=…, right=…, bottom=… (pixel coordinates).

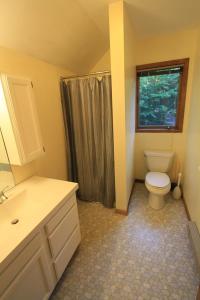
left=60, top=75, right=115, bottom=208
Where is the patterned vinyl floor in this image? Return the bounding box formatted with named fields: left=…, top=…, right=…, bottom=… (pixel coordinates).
left=51, top=183, right=200, bottom=300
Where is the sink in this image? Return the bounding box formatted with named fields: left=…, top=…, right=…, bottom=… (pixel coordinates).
left=0, top=189, right=30, bottom=226
left=0, top=175, right=79, bottom=267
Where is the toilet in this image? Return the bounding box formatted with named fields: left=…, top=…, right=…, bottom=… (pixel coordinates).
left=144, top=150, right=174, bottom=209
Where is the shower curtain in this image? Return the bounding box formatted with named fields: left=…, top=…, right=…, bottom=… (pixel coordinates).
left=60, top=75, right=115, bottom=208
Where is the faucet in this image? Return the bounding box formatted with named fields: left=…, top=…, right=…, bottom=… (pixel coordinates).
left=0, top=186, right=9, bottom=204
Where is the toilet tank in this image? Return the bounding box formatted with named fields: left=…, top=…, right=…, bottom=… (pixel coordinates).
left=144, top=150, right=174, bottom=172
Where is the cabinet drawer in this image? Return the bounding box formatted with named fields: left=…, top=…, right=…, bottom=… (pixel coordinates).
left=0, top=233, right=41, bottom=296
left=45, top=194, right=76, bottom=235
left=54, top=226, right=81, bottom=279
left=48, top=204, right=79, bottom=258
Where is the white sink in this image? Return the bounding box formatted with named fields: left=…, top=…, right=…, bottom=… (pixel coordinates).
left=0, top=189, right=28, bottom=224
left=0, top=176, right=78, bottom=265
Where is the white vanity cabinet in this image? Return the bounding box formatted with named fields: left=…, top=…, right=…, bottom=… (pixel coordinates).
left=0, top=234, right=54, bottom=300
left=45, top=194, right=81, bottom=280
left=0, top=177, right=81, bottom=300
left=0, top=74, right=44, bottom=165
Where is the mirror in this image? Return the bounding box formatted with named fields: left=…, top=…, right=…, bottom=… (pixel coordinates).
left=0, top=128, right=15, bottom=191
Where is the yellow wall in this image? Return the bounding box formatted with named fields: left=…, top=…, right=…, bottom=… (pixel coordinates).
left=91, top=29, right=198, bottom=183
left=135, top=29, right=198, bottom=181
left=124, top=3, right=137, bottom=200
left=0, top=46, right=72, bottom=184
left=183, top=29, right=200, bottom=231
left=90, top=51, right=111, bottom=73
left=109, top=1, right=136, bottom=211
left=109, top=1, right=127, bottom=211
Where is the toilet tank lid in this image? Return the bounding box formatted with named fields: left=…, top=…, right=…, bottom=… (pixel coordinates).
left=144, top=150, right=174, bottom=158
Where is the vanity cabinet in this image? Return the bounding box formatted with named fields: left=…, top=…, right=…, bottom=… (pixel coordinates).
left=0, top=74, right=44, bottom=165
left=45, top=194, right=81, bottom=280
left=0, top=177, right=81, bottom=300
left=0, top=234, right=54, bottom=300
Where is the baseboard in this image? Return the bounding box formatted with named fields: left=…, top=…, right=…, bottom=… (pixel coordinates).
left=171, top=182, right=176, bottom=190
left=115, top=182, right=135, bottom=216
left=116, top=175, right=193, bottom=219
left=135, top=178, right=144, bottom=183
left=188, top=221, right=200, bottom=272
left=115, top=209, right=128, bottom=216
left=127, top=182, right=136, bottom=214
left=182, top=193, right=191, bottom=220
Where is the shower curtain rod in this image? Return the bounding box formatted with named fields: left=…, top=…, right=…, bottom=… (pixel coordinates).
left=61, top=70, right=111, bottom=80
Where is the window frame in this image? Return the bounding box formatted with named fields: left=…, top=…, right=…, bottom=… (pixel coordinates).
left=135, top=58, right=189, bottom=133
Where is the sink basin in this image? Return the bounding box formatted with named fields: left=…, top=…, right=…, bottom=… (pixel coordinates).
left=0, top=189, right=33, bottom=227
left=0, top=176, right=78, bottom=266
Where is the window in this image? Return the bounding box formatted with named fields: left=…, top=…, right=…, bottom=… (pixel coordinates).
left=136, top=58, right=189, bottom=132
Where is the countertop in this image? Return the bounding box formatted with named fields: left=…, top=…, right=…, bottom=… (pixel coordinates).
left=0, top=176, right=78, bottom=268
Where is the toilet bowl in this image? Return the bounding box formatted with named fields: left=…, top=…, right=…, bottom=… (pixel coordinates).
left=144, top=150, right=174, bottom=210
left=145, top=172, right=171, bottom=209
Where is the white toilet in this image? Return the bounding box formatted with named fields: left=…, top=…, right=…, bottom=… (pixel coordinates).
left=144, top=150, right=174, bottom=210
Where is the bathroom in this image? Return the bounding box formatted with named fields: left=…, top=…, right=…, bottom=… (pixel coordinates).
left=0, top=0, right=200, bottom=299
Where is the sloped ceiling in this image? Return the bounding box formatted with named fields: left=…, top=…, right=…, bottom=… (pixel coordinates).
left=126, top=0, right=200, bottom=37
left=0, top=0, right=200, bottom=73
left=0, top=0, right=110, bottom=73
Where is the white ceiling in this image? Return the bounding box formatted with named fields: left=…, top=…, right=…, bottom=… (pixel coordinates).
left=0, top=0, right=199, bottom=72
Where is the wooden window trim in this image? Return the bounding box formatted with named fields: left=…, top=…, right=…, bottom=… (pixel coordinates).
left=135, top=58, right=189, bottom=133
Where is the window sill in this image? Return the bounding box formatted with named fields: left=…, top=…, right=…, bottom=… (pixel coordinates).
left=136, top=128, right=182, bottom=133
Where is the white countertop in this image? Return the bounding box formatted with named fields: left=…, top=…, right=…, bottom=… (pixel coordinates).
left=0, top=176, right=78, bottom=267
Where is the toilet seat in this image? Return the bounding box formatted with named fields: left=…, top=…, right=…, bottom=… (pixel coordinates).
left=145, top=172, right=171, bottom=209
left=145, top=172, right=170, bottom=189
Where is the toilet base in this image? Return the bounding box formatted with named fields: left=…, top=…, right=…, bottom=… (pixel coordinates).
left=149, top=193, right=165, bottom=210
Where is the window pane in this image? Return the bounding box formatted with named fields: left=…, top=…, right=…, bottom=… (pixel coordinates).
left=138, top=73, right=181, bottom=127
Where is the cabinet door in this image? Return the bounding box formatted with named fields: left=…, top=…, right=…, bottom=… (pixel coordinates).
left=0, top=74, right=44, bottom=165
left=1, top=247, right=53, bottom=300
